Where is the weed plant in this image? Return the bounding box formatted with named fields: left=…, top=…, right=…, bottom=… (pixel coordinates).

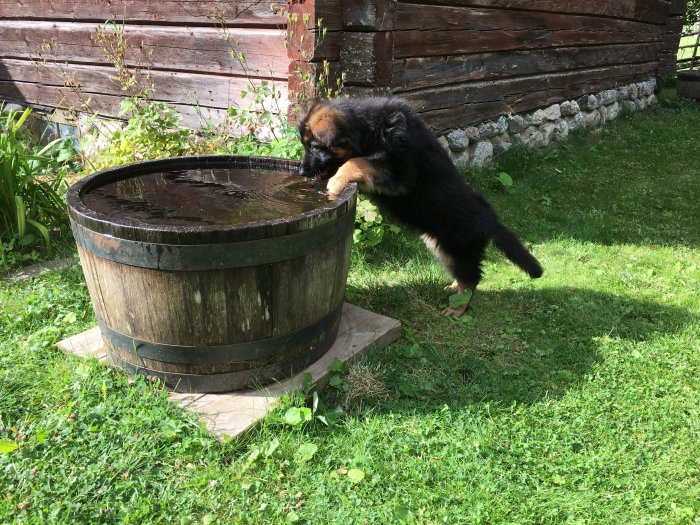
left=0, top=107, right=79, bottom=265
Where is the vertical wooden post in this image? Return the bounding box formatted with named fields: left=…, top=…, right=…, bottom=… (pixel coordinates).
left=339, top=0, right=396, bottom=96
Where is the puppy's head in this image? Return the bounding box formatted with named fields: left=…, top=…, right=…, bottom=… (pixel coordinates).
left=297, top=102, right=356, bottom=180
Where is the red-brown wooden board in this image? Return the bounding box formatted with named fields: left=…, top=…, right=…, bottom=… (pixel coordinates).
left=1, top=20, right=288, bottom=79
left=0, top=0, right=286, bottom=26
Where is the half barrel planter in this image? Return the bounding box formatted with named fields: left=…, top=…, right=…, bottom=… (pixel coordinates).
left=67, top=155, right=356, bottom=393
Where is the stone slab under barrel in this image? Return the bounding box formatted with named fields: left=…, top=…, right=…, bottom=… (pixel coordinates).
left=67, top=155, right=357, bottom=393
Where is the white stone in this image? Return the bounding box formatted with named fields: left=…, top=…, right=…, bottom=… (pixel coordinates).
left=623, top=100, right=637, bottom=113
left=518, top=127, right=546, bottom=148
left=578, top=94, right=599, bottom=111
left=541, top=122, right=556, bottom=147
left=449, top=149, right=470, bottom=169
left=560, top=100, right=580, bottom=116
left=527, top=109, right=548, bottom=126
left=543, top=104, right=562, bottom=121
left=553, top=118, right=569, bottom=140
left=495, top=115, right=508, bottom=135
left=477, top=120, right=501, bottom=139
left=584, top=110, right=603, bottom=127
left=491, top=134, right=513, bottom=154
left=464, top=126, right=480, bottom=141
left=469, top=140, right=494, bottom=167
left=437, top=135, right=450, bottom=152
left=446, top=129, right=469, bottom=152
left=508, top=114, right=528, bottom=134
left=565, top=112, right=586, bottom=132
left=607, top=101, right=621, bottom=120
left=647, top=94, right=657, bottom=106
left=629, top=83, right=639, bottom=99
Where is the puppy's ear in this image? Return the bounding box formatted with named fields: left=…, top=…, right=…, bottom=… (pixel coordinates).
left=381, top=111, right=408, bottom=148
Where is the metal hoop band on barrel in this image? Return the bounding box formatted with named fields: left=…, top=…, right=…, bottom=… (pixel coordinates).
left=70, top=209, right=355, bottom=271
left=104, top=307, right=342, bottom=393
left=96, top=302, right=343, bottom=365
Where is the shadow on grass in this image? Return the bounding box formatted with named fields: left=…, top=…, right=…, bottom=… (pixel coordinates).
left=348, top=282, right=696, bottom=411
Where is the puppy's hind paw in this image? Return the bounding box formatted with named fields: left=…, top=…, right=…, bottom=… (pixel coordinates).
left=442, top=305, right=469, bottom=317
left=443, top=280, right=461, bottom=294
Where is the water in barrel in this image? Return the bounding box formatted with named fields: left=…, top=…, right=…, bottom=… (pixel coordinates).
left=81, top=167, right=329, bottom=227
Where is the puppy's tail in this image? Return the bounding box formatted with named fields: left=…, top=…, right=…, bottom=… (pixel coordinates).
left=492, top=222, right=543, bottom=278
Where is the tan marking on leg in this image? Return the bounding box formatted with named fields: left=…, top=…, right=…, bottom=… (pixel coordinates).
left=421, top=234, right=454, bottom=274
left=326, top=158, right=377, bottom=198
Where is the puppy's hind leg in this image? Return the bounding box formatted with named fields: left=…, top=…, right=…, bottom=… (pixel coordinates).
left=442, top=242, right=487, bottom=317
left=422, top=234, right=479, bottom=317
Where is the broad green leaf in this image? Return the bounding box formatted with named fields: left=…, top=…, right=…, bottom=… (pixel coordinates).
left=497, top=172, right=513, bottom=187
left=295, top=442, right=318, bottom=463
left=328, top=359, right=346, bottom=374
left=347, top=468, right=365, bottom=483
left=264, top=439, right=280, bottom=458
left=0, top=439, right=19, bottom=454
left=283, top=407, right=312, bottom=427
left=448, top=289, right=473, bottom=309
left=393, top=505, right=415, bottom=523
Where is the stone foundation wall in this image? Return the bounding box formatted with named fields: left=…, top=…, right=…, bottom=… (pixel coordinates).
left=438, top=77, right=660, bottom=168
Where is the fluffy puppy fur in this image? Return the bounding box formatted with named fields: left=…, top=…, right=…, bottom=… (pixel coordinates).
left=298, top=97, right=543, bottom=316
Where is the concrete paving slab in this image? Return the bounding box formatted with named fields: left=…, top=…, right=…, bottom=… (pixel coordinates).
left=56, top=303, right=401, bottom=438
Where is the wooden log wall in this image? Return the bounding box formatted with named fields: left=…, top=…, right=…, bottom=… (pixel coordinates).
left=0, top=1, right=686, bottom=133
left=335, top=0, right=676, bottom=133
left=0, top=1, right=291, bottom=128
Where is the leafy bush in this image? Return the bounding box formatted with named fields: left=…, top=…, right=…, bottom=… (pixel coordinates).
left=685, top=0, right=699, bottom=26
left=0, top=107, right=77, bottom=262
left=83, top=98, right=195, bottom=173
left=353, top=197, right=399, bottom=248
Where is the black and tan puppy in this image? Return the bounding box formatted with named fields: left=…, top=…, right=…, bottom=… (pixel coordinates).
left=298, top=97, right=542, bottom=316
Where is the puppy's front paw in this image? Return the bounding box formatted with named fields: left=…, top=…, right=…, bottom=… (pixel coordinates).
left=326, top=175, right=347, bottom=199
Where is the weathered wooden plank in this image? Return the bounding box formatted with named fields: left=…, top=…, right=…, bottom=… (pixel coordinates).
left=0, top=79, right=233, bottom=129
left=0, top=20, right=289, bottom=79
left=0, top=59, right=288, bottom=111
left=411, top=62, right=658, bottom=131
left=0, top=60, right=288, bottom=129
left=392, top=6, right=666, bottom=58
left=394, top=0, right=669, bottom=25
left=0, top=0, right=286, bottom=27
left=341, top=32, right=393, bottom=86
left=392, top=43, right=663, bottom=92
left=340, top=0, right=396, bottom=30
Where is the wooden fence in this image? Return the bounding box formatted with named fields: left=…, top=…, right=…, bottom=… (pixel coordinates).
left=0, top=0, right=690, bottom=134
left=678, top=22, right=700, bottom=69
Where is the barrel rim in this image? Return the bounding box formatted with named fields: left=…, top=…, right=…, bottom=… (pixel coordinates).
left=66, top=155, right=356, bottom=243
left=677, top=70, right=700, bottom=80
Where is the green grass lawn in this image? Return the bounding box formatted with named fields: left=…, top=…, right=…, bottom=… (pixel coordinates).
left=1, top=93, right=699, bottom=524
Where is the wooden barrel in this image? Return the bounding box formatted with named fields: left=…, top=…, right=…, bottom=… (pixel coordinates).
left=67, top=155, right=356, bottom=393
left=677, top=70, right=700, bottom=101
